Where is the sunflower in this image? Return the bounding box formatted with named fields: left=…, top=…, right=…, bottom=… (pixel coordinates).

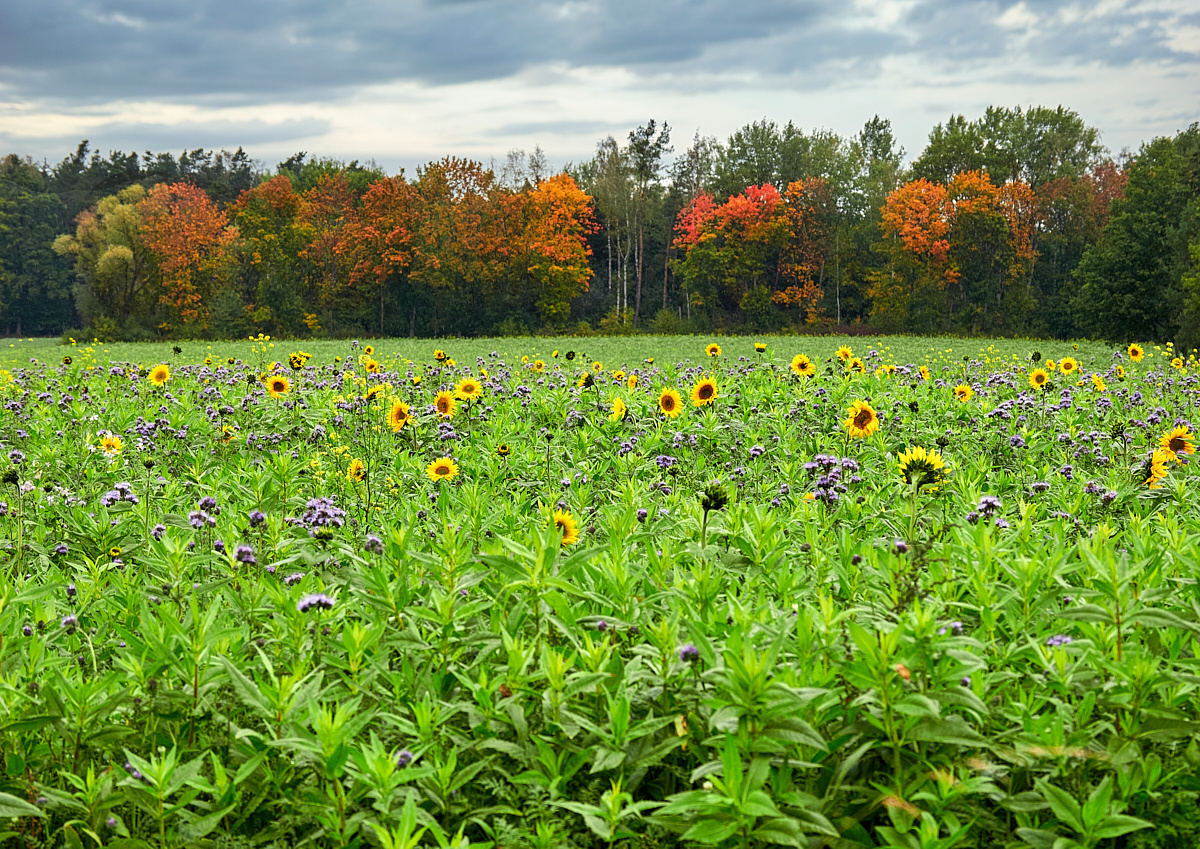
left=658, top=388, right=683, bottom=417
left=755, top=342, right=767, bottom=353
left=497, top=443, right=511, bottom=457
left=1116, top=365, right=1125, bottom=378
left=578, top=372, right=595, bottom=389
left=289, top=353, right=306, bottom=369
left=1091, top=374, right=1107, bottom=392
left=1029, top=368, right=1049, bottom=389
left=790, top=354, right=816, bottom=378
left=62, top=356, right=72, bottom=365
left=897, top=446, right=947, bottom=490
left=836, top=346, right=853, bottom=362
left=434, top=391, right=456, bottom=418
left=1128, top=343, right=1144, bottom=362
left=953, top=384, right=973, bottom=402
left=433, top=349, right=448, bottom=362
left=565, top=351, right=576, bottom=361
left=1058, top=357, right=1078, bottom=375
left=612, top=370, right=626, bottom=382
left=227, top=357, right=235, bottom=365
left=347, top=459, right=366, bottom=482
left=533, top=359, right=546, bottom=372
left=919, top=365, right=930, bottom=381
left=592, top=361, right=604, bottom=372
left=412, top=375, right=422, bottom=386
left=848, top=357, right=865, bottom=374
left=98, top=433, right=123, bottom=456
left=364, top=384, right=388, bottom=402
left=455, top=377, right=482, bottom=401
left=1045, top=360, right=1056, bottom=371
left=426, top=457, right=459, bottom=482
left=705, top=343, right=722, bottom=358
left=363, top=345, right=374, bottom=356
left=843, top=400, right=879, bottom=438
left=627, top=373, right=639, bottom=390
left=148, top=364, right=171, bottom=386
left=109, top=547, right=121, bottom=558
left=1145, top=448, right=1172, bottom=488
left=388, top=399, right=411, bottom=431
left=221, top=425, right=238, bottom=443
left=1172, top=357, right=1185, bottom=369
left=266, top=375, right=291, bottom=397
left=363, top=358, right=381, bottom=374
left=691, top=377, right=718, bottom=406
left=552, top=508, right=580, bottom=546
left=1160, top=425, right=1195, bottom=461
left=610, top=397, right=627, bottom=421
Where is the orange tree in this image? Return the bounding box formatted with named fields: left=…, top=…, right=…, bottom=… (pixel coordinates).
left=137, top=182, right=238, bottom=330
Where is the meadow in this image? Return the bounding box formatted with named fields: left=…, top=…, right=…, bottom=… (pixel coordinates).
left=1, top=334, right=1198, bottom=849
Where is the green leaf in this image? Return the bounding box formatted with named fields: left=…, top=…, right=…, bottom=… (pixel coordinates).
left=907, top=715, right=987, bottom=747
left=1092, top=814, right=1154, bottom=839
left=0, top=792, right=45, bottom=818
left=682, top=819, right=740, bottom=844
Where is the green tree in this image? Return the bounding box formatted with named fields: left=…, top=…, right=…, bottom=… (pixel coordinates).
left=0, top=155, right=75, bottom=335
left=1074, top=127, right=1199, bottom=342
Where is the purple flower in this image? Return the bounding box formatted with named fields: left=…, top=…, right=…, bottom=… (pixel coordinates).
left=636, top=508, right=648, bottom=522
left=596, top=620, right=608, bottom=632
left=66, top=582, right=76, bottom=598
left=213, top=539, right=226, bottom=554
left=749, top=444, right=765, bottom=458
left=1046, top=634, right=1073, bottom=648
left=396, top=749, right=414, bottom=768
left=54, top=543, right=68, bottom=556
left=284, top=572, right=305, bottom=586
left=61, top=614, right=78, bottom=633
left=235, top=544, right=256, bottom=564
left=678, top=643, right=700, bottom=663
left=248, top=509, right=266, bottom=527
left=894, top=540, right=908, bottom=554
left=297, top=593, right=335, bottom=612
left=151, top=523, right=165, bottom=540
left=960, top=676, right=971, bottom=687
left=365, top=534, right=383, bottom=554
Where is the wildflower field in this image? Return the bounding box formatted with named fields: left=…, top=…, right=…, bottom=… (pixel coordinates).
left=2, top=334, right=1200, bottom=849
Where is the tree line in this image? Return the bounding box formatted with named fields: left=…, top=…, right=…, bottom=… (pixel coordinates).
left=1, top=106, right=1197, bottom=343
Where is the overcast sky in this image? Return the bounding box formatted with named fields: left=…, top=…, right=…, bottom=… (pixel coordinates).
left=1, top=0, right=1198, bottom=175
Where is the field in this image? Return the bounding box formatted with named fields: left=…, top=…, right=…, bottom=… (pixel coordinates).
left=1, top=334, right=1198, bottom=849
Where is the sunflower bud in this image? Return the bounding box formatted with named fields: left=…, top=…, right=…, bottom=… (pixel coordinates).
left=700, top=481, right=728, bottom=513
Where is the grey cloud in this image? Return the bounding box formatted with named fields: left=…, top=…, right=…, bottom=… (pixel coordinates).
left=0, top=117, right=329, bottom=161
left=491, top=118, right=633, bottom=136
left=0, top=0, right=1195, bottom=108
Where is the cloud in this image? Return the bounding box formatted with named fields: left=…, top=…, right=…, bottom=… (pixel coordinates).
left=0, top=117, right=330, bottom=162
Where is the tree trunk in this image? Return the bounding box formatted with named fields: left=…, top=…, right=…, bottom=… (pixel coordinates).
left=635, top=223, right=643, bottom=325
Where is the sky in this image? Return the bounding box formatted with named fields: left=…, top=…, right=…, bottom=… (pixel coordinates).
left=1, top=0, right=1198, bottom=176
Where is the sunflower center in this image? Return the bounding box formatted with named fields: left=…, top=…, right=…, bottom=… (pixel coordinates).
left=854, top=409, right=873, bottom=427
left=1169, top=436, right=1186, bottom=452
left=662, top=396, right=676, bottom=411
left=698, top=385, right=714, bottom=400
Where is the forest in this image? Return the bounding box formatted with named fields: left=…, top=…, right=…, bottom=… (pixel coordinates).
left=1, top=106, right=1198, bottom=345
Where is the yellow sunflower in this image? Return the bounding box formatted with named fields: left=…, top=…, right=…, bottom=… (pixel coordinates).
left=364, top=384, right=388, bottom=402
left=347, top=459, right=366, bottom=482
left=363, top=358, right=381, bottom=374
left=1029, top=368, right=1049, bottom=389
left=426, top=457, right=459, bottom=483
left=627, top=373, right=639, bottom=390
left=612, top=370, right=626, bottom=381
left=148, top=364, right=170, bottom=386
left=705, top=343, right=722, bottom=358
left=790, top=354, right=816, bottom=378
left=266, top=375, right=291, bottom=397
left=1160, top=425, right=1195, bottom=461
left=953, top=384, right=973, bottom=402
left=848, top=357, right=865, bottom=374
left=577, top=372, right=595, bottom=389
left=919, top=365, right=930, bottom=381
left=552, top=508, right=580, bottom=546
left=433, top=349, right=448, bottom=362
left=1128, top=343, right=1144, bottom=362
left=897, top=445, right=947, bottom=490
left=497, top=443, right=511, bottom=457
left=1146, top=448, right=1172, bottom=488
left=1058, top=357, right=1078, bottom=375
left=592, top=361, right=604, bottom=372
left=434, top=390, right=456, bottom=418
left=755, top=342, right=767, bottom=353
left=1172, top=357, right=1185, bottom=369
left=98, top=433, right=123, bottom=456
left=533, top=359, right=546, bottom=372
left=455, top=377, right=482, bottom=401
left=843, top=400, right=879, bottom=438
left=836, top=346, right=853, bottom=362
left=363, top=345, right=374, bottom=355
left=1091, top=374, right=1107, bottom=392
left=691, top=377, right=718, bottom=406
left=610, top=397, right=627, bottom=421
left=387, top=399, right=411, bottom=431
left=658, top=388, right=683, bottom=417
